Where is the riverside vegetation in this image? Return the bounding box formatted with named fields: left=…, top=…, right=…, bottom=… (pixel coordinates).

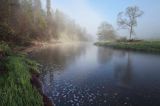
left=1, top=1, right=160, bottom=106
left=94, top=6, right=160, bottom=53
left=95, top=40, right=160, bottom=53
left=0, top=0, right=89, bottom=105
left=0, top=42, right=44, bottom=106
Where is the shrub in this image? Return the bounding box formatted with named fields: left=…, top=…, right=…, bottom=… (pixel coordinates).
left=0, top=41, right=12, bottom=55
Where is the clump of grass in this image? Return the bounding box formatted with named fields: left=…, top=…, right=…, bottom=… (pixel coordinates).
left=25, top=58, right=40, bottom=74
left=0, top=43, right=43, bottom=106
left=0, top=41, right=12, bottom=55
left=95, top=41, right=160, bottom=53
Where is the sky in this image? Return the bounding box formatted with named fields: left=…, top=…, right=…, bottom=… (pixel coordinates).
left=50, top=0, right=160, bottom=40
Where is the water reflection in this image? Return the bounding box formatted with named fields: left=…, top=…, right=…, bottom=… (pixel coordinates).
left=30, top=44, right=87, bottom=69
left=114, top=53, right=132, bottom=87
left=30, top=44, right=88, bottom=99
left=30, top=44, right=160, bottom=106
left=97, top=47, right=126, bottom=64
left=97, top=47, right=115, bottom=64
left=30, top=44, right=88, bottom=64
left=97, top=47, right=132, bottom=87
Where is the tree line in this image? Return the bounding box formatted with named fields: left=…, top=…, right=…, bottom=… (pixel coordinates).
left=0, top=0, right=89, bottom=45
left=97, top=6, right=144, bottom=41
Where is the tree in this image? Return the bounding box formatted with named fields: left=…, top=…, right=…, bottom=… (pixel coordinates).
left=117, top=6, right=144, bottom=40
left=33, top=0, right=42, bottom=23
left=0, top=0, right=89, bottom=43
left=47, top=0, right=51, bottom=17
left=97, top=22, right=117, bottom=41
left=0, top=0, right=10, bottom=23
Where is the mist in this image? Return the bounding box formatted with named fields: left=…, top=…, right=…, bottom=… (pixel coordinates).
left=1, top=1, right=160, bottom=106
left=54, top=0, right=160, bottom=40
left=0, top=0, right=90, bottom=45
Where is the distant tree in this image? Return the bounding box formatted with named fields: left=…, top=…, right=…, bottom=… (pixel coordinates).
left=97, top=22, right=117, bottom=41
left=33, top=0, right=42, bottom=23
left=117, top=6, right=144, bottom=40
left=53, top=10, right=89, bottom=41
left=47, top=0, right=51, bottom=17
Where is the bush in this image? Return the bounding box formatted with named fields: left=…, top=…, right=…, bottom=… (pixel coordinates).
left=116, top=37, right=127, bottom=42
left=0, top=41, right=12, bottom=55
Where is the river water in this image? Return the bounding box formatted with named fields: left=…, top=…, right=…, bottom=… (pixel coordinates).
left=29, top=43, right=160, bottom=106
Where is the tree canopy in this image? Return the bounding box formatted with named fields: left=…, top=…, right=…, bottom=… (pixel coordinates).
left=97, top=22, right=117, bottom=41
left=0, top=0, right=89, bottom=45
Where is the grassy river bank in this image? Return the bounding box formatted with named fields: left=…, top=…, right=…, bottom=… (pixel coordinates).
left=0, top=42, right=53, bottom=106
left=95, top=41, right=160, bottom=53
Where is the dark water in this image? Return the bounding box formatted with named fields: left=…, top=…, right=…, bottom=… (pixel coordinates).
left=30, top=43, right=160, bottom=106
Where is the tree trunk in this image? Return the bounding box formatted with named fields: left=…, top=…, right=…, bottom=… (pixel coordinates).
left=47, top=0, right=51, bottom=17
left=129, top=26, right=133, bottom=40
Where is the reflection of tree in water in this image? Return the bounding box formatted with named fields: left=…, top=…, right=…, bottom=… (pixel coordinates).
left=30, top=44, right=87, bottom=68
left=97, top=47, right=130, bottom=86
left=114, top=53, right=132, bottom=87
left=29, top=44, right=87, bottom=94
left=97, top=47, right=115, bottom=64
left=97, top=47, right=126, bottom=64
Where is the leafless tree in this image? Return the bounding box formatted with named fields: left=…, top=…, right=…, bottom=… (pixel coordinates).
left=117, top=6, right=144, bottom=39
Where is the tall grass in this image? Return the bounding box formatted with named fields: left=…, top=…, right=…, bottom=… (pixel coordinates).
left=0, top=42, right=43, bottom=106
left=0, top=41, right=11, bottom=55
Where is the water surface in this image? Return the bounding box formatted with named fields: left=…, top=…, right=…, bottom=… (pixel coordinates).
left=30, top=43, right=160, bottom=106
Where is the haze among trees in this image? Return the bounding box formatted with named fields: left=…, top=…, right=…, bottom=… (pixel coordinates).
left=0, top=0, right=89, bottom=45
left=117, top=6, right=144, bottom=40
left=97, top=6, right=144, bottom=41
left=97, top=22, right=117, bottom=41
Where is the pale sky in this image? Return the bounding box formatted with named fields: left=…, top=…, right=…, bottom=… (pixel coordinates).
left=48, top=0, right=160, bottom=39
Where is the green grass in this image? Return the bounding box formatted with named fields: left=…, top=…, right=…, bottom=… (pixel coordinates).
left=0, top=42, right=43, bottom=106
left=95, top=41, right=160, bottom=53
left=0, top=41, right=12, bottom=55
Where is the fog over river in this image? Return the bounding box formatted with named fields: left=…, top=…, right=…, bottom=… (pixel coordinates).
left=30, top=43, right=160, bottom=106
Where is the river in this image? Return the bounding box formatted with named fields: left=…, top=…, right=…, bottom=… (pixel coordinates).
left=29, top=43, right=160, bottom=106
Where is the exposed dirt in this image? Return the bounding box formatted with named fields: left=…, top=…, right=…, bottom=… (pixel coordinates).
left=31, top=72, right=54, bottom=106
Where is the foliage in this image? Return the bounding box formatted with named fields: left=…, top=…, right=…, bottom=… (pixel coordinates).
left=0, top=56, right=43, bottom=106
left=0, top=23, right=15, bottom=41
left=0, top=0, right=89, bottom=44
left=116, top=37, right=128, bottom=42
left=0, top=41, right=12, bottom=55
left=25, top=58, right=40, bottom=74
left=54, top=10, right=89, bottom=41
left=97, top=22, right=117, bottom=41
left=0, top=43, right=43, bottom=106
left=95, top=41, right=160, bottom=53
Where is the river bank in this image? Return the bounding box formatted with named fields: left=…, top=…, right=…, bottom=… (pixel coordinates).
left=0, top=42, right=53, bottom=106
left=95, top=41, right=160, bottom=53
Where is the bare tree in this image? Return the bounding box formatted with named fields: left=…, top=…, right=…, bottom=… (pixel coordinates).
left=117, top=6, right=144, bottom=40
